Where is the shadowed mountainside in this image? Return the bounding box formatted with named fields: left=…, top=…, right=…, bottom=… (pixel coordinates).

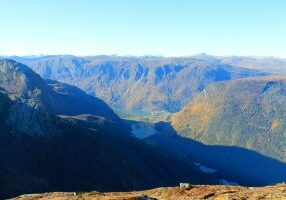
left=0, top=115, right=220, bottom=199
left=145, top=122, right=286, bottom=186
left=0, top=59, right=119, bottom=129
left=0, top=60, right=224, bottom=199
left=172, top=76, right=286, bottom=162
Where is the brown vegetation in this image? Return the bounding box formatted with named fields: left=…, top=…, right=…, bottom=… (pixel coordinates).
left=13, top=184, right=286, bottom=200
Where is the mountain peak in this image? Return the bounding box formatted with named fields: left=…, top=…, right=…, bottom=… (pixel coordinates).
left=0, top=59, right=120, bottom=136
left=0, top=59, right=45, bottom=98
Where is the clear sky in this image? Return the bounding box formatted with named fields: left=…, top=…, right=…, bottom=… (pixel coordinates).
left=0, top=0, right=285, bottom=57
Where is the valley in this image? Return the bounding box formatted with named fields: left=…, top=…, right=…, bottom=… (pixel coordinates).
left=2, top=1, right=286, bottom=199
left=12, top=55, right=268, bottom=120
left=1, top=56, right=286, bottom=199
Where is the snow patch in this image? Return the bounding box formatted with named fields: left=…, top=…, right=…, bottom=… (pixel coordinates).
left=219, top=179, right=239, bottom=186
left=193, top=162, right=217, bottom=173
left=199, top=165, right=217, bottom=173
left=131, top=123, right=158, bottom=139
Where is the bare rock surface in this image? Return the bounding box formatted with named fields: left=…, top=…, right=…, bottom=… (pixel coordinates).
left=13, top=184, right=286, bottom=200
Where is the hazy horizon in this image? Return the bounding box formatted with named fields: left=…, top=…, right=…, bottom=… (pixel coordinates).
left=1, top=53, right=286, bottom=59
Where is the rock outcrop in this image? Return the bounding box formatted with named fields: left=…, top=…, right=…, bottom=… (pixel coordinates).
left=13, top=184, right=286, bottom=200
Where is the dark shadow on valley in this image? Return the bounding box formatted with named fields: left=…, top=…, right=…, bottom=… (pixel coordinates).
left=145, top=121, right=286, bottom=186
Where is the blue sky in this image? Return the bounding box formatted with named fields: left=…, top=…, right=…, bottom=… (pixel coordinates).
left=0, top=0, right=285, bottom=57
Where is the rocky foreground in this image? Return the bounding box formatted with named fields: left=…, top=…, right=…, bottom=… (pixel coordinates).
left=12, top=184, right=286, bottom=200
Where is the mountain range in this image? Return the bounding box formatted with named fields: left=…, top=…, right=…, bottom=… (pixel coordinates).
left=0, top=59, right=223, bottom=199
left=1, top=55, right=286, bottom=199
left=9, top=55, right=269, bottom=119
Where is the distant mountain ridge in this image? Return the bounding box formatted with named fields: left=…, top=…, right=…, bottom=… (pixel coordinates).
left=220, top=56, right=286, bottom=74
left=11, top=55, right=269, bottom=119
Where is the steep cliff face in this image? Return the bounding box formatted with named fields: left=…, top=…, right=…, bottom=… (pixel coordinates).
left=16, top=55, right=268, bottom=117
left=0, top=60, right=59, bottom=136
left=172, top=76, right=286, bottom=162
left=0, top=59, right=119, bottom=135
